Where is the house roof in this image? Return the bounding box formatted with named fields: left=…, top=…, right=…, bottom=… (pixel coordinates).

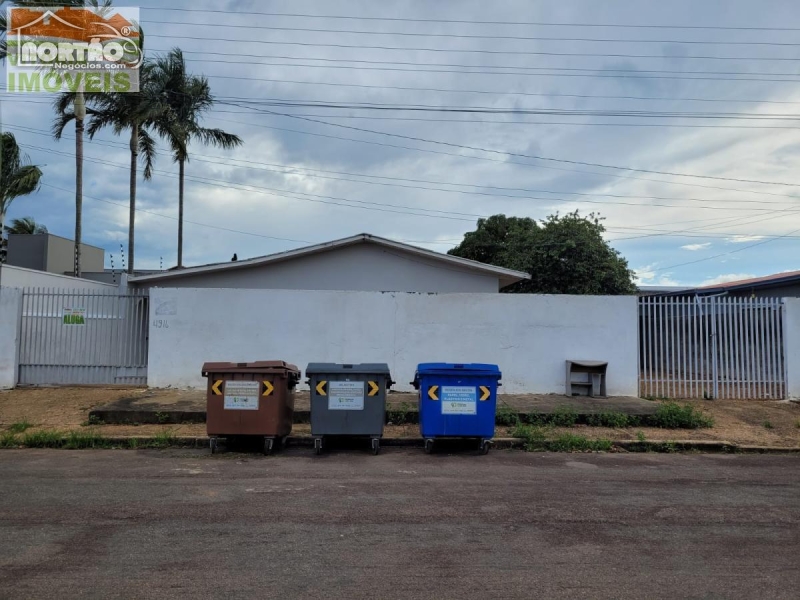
left=644, top=270, right=800, bottom=297
left=128, top=233, right=531, bottom=288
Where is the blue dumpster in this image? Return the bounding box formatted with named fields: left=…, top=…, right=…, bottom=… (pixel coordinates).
left=412, top=363, right=502, bottom=454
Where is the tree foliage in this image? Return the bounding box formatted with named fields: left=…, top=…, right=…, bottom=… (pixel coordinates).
left=448, top=212, right=637, bottom=295
left=5, top=216, right=47, bottom=234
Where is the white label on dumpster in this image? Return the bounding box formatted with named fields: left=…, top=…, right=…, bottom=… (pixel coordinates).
left=441, top=386, right=477, bottom=415
left=224, top=381, right=259, bottom=410
left=328, top=380, right=365, bottom=410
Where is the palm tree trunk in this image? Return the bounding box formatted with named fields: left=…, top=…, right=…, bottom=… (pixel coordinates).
left=177, top=157, right=184, bottom=268
left=0, top=210, right=5, bottom=264
left=128, top=123, right=138, bottom=275
left=74, top=93, right=85, bottom=277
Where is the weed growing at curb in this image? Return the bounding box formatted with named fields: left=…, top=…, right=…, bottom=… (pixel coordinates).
left=551, top=406, right=579, bottom=427
left=8, top=420, right=33, bottom=434
left=649, top=403, right=713, bottom=429
left=21, top=430, right=64, bottom=448
left=155, top=412, right=170, bottom=425
left=763, top=420, right=774, bottom=430
left=64, top=430, right=111, bottom=449
left=495, top=403, right=520, bottom=427
left=636, top=431, right=646, bottom=442
left=151, top=429, right=175, bottom=448
left=0, top=432, right=19, bottom=448
left=511, top=425, right=612, bottom=452
left=386, top=402, right=416, bottom=425
left=586, top=412, right=631, bottom=428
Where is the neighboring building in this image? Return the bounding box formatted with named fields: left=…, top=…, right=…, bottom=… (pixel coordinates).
left=641, top=270, right=800, bottom=298
left=128, top=233, right=531, bottom=293
left=82, top=269, right=162, bottom=285
left=6, top=233, right=103, bottom=275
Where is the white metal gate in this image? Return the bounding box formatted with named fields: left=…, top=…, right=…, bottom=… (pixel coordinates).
left=639, top=296, right=785, bottom=399
left=18, top=287, right=148, bottom=385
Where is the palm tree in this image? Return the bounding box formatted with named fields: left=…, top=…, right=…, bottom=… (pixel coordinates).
left=2, top=0, right=113, bottom=277
left=76, top=61, right=160, bottom=274
left=152, top=48, right=242, bottom=267
left=5, top=216, right=47, bottom=234
left=1, top=132, right=43, bottom=260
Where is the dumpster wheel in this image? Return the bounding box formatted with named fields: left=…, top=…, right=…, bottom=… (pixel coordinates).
left=314, top=438, right=323, bottom=455
left=209, top=437, right=218, bottom=454
left=424, top=439, right=434, bottom=454
left=371, top=438, right=380, bottom=455
left=264, top=437, right=275, bottom=456
left=479, top=439, right=491, bottom=455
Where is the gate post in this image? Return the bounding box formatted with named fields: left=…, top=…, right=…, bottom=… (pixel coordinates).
left=0, top=288, right=23, bottom=389
left=710, top=296, right=719, bottom=399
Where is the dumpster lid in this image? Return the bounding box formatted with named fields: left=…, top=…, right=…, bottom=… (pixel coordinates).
left=202, top=360, right=300, bottom=376
left=305, top=362, right=391, bottom=376
left=414, top=363, right=501, bottom=377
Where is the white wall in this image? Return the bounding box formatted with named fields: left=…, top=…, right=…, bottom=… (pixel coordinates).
left=133, top=244, right=501, bottom=293
left=784, top=298, right=800, bottom=399
left=0, top=264, right=116, bottom=290
left=0, top=288, right=23, bottom=389
left=148, top=288, right=639, bottom=395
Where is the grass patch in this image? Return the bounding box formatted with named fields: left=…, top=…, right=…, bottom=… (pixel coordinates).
left=21, top=429, right=64, bottom=448
left=0, top=432, right=19, bottom=448
left=155, top=412, right=170, bottom=424
left=149, top=429, right=176, bottom=448
left=763, top=420, right=774, bottom=430
left=648, top=402, right=713, bottom=429
left=636, top=431, right=646, bottom=442
left=512, top=425, right=612, bottom=452
left=386, top=401, right=416, bottom=425
left=586, top=412, right=632, bottom=428
left=8, top=420, right=34, bottom=434
left=128, top=438, right=140, bottom=449
left=495, top=403, right=520, bottom=427
left=64, top=430, right=110, bottom=449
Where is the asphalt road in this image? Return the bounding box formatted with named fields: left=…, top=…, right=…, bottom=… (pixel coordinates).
left=0, top=448, right=798, bottom=599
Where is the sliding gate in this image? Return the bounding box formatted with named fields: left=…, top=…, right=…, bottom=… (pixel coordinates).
left=17, top=287, right=149, bottom=385
left=639, top=296, right=785, bottom=399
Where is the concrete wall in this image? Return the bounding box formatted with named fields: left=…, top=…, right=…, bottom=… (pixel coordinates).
left=133, top=244, right=501, bottom=293
left=784, top=298, right=800, bottom=399
left=6, top=234, right=103, bottom=275
left=0, top=288, right=23, bottom=389
left=0, top=264, right=116, bottom=290
left=148, top=288, right=639, bottom=395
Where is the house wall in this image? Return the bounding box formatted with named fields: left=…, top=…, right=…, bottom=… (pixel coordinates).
left=784, top=298, right=800, bottom=399
left=0, top=264, right=116, bottom=290
left=0, top=288, right=23, bottom=389
left=133, top=244, right=501, bottom=293
left=6, top=234, right=104, bottom=275
left=148, top=288, right=639, bottom=395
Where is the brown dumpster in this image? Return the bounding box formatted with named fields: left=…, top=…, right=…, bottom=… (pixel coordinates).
left=202, top=361, right=301, bottom=455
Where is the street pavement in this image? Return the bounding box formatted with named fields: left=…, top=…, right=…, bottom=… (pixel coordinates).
left=0, top=448, right=798, bottom=599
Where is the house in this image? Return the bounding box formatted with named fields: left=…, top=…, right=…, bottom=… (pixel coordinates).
left=641, top=270, right=800, bottom=298
left=5, top=233, right=104, bottom=275
left=128, top=233, right=530, bottom=293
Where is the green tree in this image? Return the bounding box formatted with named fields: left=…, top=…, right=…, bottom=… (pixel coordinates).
left=5, top=216, right=47, bottom=234
left=151, top=48, right=242, bottom=267
left=449, top=212, right=637, bottom=295
left=65, top=61, right=160, bottom=274
left=2, top=0, right=114, bottom=276
left=1, top=133, right=43, bottom=259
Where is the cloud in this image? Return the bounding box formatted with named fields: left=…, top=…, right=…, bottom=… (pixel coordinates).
left=634, top=264, right=681, bottom=287
left=700, top=273, right=755, bottom=286
left=727, top=236, right=765, bottom=244
left=681, top=242, right=711, bottom=251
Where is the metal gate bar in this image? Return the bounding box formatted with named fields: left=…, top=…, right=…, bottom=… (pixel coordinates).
left=639, top=296, right=785, bottom=399
left=17, top=287, right=149, bottom=386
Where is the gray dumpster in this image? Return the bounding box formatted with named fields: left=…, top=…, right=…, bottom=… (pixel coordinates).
left=306, top=363, right=393, bottom=455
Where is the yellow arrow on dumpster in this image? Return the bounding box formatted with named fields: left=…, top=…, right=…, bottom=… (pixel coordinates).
left=211, top=380, right=223, bottom=395
left=262, top=381, right=274, bottom=397
left=479, top=386, right=491, bottom=401
left=428, top=385, right=439, bottom=401
left=316, top=380, right=327, bottom=396
left=368, top=381, right=380, bottom=396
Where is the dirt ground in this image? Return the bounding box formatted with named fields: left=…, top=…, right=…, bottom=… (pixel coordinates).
left=1, top=387, right=799, bottom=447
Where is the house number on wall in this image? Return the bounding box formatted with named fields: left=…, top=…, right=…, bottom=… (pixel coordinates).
left=152, top=319, right=170, bottom=329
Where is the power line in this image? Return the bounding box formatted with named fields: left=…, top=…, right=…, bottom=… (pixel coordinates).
left=147, top=8, right=800, bottom=33
left=137, top=23, right=800, bottom=62
left=11, top=123, right=800, bottom=212
left=222, top=101, right=800, bottom=189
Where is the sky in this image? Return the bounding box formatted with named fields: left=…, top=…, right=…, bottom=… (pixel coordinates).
left=2, top=0, right=800, bottom=286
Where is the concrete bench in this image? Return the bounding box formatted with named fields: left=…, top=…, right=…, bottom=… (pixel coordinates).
left=566, top=360, right=608, bottom=397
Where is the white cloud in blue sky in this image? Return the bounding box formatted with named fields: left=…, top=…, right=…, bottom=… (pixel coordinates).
left=2, top=0, right=800, bottom=285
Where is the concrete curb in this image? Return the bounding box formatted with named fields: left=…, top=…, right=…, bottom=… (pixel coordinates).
left=4, top=435, right=799, bottom=454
